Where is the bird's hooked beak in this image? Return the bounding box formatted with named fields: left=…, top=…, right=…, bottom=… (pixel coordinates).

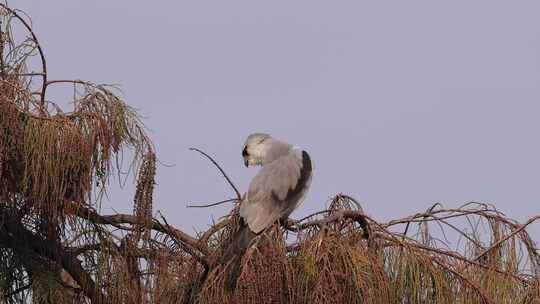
left=244, top=159, right=249, bottom=167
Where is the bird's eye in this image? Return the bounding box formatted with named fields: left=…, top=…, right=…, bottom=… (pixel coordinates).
left=242, top=146, right=248, bottom=157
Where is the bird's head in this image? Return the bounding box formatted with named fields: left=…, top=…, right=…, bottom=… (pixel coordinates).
left=242, top=133, right=291, bottom=167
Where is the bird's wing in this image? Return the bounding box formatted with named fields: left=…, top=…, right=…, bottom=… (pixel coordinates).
left=240, top=149, right=312, bottom=233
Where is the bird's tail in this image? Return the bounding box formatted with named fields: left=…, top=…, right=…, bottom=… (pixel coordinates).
left=221, top=221, right=256, bottom=291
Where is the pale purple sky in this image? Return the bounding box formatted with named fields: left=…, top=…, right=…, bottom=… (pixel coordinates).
left=16, top=1, right=540, bottom=239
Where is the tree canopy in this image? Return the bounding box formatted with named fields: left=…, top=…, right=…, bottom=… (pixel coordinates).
left=0, top=3, right=539, bottom=304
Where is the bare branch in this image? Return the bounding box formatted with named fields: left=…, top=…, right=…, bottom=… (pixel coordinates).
left=156, top=212, right=210, bottom=270
left=472, top=215, right=540, bottom=262
left=70, top=203, right=207, bottom=256
left=0, top=3, right=47, bottom=105
left=189, top=147, right=242, bottom=200
left=187, top=198, right=238, bottom=208
left=199, top=218, right=231, bottom=244
left=288, top=210, right=371, bottom=240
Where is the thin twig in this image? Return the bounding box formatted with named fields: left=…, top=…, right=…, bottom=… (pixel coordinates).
left=199, top=218, right=231, bottom=244
left=157, top=212, right=210, bottom=271
left=189, top=147, right=242, bottom=200
left=472, top=215, right=540, bottom=263
left=294, top=210, right=331, bottom=223
left=337, top=194, right=364, bottom=212
left=0, top=4, right=47, bottom=106
left=12, top=72, right=45, bottom=76
left=44, top=79, right=92, bottom=87
left=187, top=198, right=238, bottom=208
left=288, top=209, right=371, bottom=240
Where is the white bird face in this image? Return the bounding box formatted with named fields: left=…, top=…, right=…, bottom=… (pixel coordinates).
left=242, top=133, right=271, bottom=167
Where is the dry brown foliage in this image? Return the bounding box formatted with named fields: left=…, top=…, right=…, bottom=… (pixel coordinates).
left=0, top=3, right=539, bottom=304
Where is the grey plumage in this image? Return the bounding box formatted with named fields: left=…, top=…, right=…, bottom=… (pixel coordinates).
left=223, top=133, right=313, bottom=289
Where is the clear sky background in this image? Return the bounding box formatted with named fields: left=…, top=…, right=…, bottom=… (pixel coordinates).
left=15, top=1, right=540, bottom=241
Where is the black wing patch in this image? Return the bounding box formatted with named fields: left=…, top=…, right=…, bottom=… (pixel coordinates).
left=271, top=150, right=312, bottom=204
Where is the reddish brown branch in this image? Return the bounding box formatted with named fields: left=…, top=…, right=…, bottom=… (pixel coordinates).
left=156, top=212, right=210, bottom=270
left=69, top=203, right=210, bottom=264
left=199, top=218, right=231, bottom=244
left=383, top=208, right=492, bottom=228
left=288, top=210, right=371, bottom=239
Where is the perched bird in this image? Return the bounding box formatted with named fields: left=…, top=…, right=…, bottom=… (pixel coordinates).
left=223, top=133, right=312, bottom=288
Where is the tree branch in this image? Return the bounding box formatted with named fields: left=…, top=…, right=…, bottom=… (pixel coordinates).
left=472, top=215, right=540, bottom=262
left=189, top=147, right=242, bottom=201
left=1, top=215, right=107, bottom=304
left=0, top=4, right=47, bottom=106
left=287, top=210, right=371, bottom=240
left=69, top=203, right=209, bottom=262
left=187, top=198, right=238, bottom=208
